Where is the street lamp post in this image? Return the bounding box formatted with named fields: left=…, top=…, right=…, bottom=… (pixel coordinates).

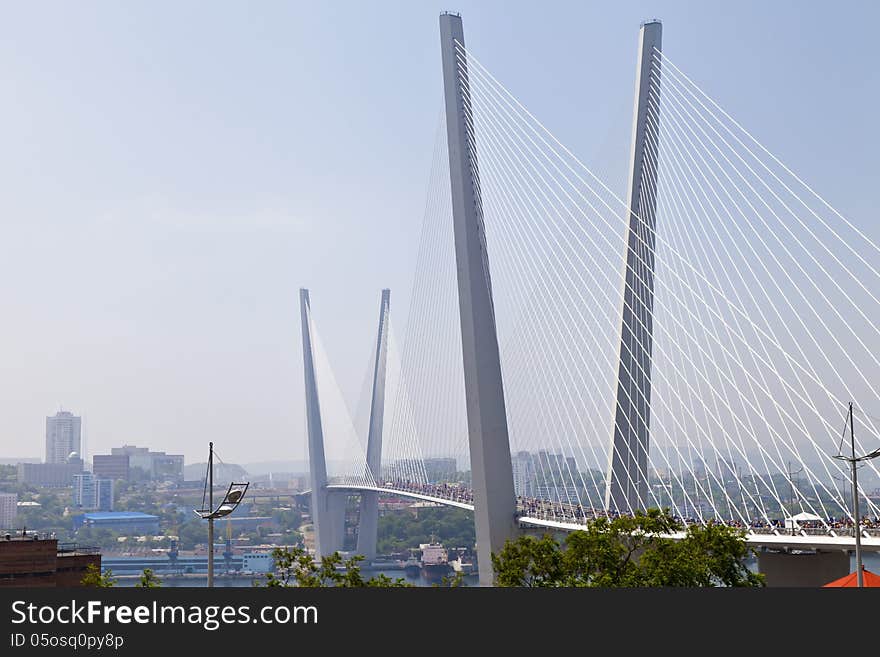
left=832, top=402, right=880, bottom=588
left=194, top=443, right=249, bottom=589
left=208, top=443, right=213, bottom=588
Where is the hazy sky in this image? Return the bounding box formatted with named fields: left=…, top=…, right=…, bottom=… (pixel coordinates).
left=0, top=1, right=876, bottom=466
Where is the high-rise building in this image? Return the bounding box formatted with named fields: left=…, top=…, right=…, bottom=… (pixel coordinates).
left=45, top=411, right=82, bottom=464
left=423, top=457, right=458, bottom=483
left=72, top=474, right=113, bottom=512
left=533, top=484, right=583, bottom=503
left=0, top=494, right=17, bottom=529
left=512, top=450, right=584, bottom=503
left=536, top=450, right=577, bottom=480
left=512, top=451, right=536, bottom=499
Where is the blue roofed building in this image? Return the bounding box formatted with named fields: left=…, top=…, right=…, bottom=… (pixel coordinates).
left=72, top=512, right=160, bottom=534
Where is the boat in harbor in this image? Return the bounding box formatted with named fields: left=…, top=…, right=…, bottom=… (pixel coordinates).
left=402, top=553, right=421, bottom=577
left=449, top=554, right=474, bottom=575
left=398, top=546, right=420, bottom=576
left=419, top=541, right=451, bottom=582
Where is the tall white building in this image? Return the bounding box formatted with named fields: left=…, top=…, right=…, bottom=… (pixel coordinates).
left=45, top=410, right=82, bottom=464
left=0, top=493, right=17, bottom=529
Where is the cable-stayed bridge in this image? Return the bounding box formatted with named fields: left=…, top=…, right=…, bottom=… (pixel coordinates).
left=299, top=14, right=880, bottom=585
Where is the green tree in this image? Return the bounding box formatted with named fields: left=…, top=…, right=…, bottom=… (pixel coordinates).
left=492, top=509, right=765, bottom=587
left=271, top=508, right=302, bottom=532
left=376, top=507, right=475, bottom=554
left=435, top=571, right=468, bottom=588
left=637, top=520, right=765, bottom=587
left=176, top=518, right=208, bottom=550
left=135, top=568, right=162, bottom=588
left=0, top=464, right=17, bottom=486
left=262, top=546, right=412, bottom=587
left=490, top=533, right=565, bottom=587
left=81, top=563, right=116, bottom=587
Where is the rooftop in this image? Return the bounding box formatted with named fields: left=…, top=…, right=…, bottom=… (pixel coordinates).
left=79, top=512, right=159, bottom=520
left=57, top=542, right=101, bottom=556
left=2, top=534, right=54, bottom=542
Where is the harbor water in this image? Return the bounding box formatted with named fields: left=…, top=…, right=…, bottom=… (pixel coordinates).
left=110, top=552, right=880, bottom=587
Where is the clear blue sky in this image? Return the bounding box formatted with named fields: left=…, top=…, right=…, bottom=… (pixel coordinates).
left=0, top=1, right=876, bottom=465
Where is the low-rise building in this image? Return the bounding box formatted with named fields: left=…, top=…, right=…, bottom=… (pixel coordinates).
left=109, top=446, right=184, bottom=482
left=227, top=516, right=275, bottom=532
left=17, top=462, right=83, bottom=488
left=0, top=533, right=100, bottom=588
left=73, top=512, right=160, bottom=535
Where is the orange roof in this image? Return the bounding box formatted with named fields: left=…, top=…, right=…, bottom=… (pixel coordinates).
left=823, top=568, right=880, bottom=587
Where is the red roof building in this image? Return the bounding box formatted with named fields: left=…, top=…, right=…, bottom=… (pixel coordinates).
left=823, top=567, right=880, bottom=587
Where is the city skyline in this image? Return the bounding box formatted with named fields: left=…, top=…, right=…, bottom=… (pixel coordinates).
left=0, top=2, right=877, bottom=465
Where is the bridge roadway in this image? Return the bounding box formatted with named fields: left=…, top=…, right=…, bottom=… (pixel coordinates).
left=324, top=483, right=880, bottom=552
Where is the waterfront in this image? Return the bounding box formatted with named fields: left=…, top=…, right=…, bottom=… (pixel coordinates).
left=114, top=569, right=480, bottom=587
left=108, top=552, right=880, bottom=587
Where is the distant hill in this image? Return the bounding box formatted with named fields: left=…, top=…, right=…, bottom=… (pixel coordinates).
left=184, top=462, right=249, bottom=482
left=241, top=460, right=310, bottom=476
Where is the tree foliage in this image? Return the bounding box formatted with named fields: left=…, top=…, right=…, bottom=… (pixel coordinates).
left=492, top=509, right=765, bottom=587
left=436, top=571, right=468, bottom=588
left=81, top=563, right=116, bottom=587
left=135, top=568, right=162, bottom=588
left=377, top=507, right=474, bottom=554
left=262, top=546, right=413, bottom=587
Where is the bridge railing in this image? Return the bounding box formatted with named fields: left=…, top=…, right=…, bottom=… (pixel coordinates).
left=376, top=480, right=880, bottom=538
left=381, top=481, right=475, bottom=506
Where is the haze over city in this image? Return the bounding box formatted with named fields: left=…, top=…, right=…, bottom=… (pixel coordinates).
left=0, top=0, right=876, bottom=467
left=3, top=0, right=880, bottom=605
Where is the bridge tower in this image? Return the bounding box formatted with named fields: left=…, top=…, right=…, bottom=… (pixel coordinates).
left=606, top=20, right=663, bottom=513
left=439, top=12, right=518, bottom=586
left=356, top=289, right=391, bottom=562
left=300, top=288, right=346, bottom=557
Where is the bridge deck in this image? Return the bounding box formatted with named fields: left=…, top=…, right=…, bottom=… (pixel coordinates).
left=517, top=516, right=880, bottom=551
left=324, top=484, right=880, bottom=551
left=325, top=484, right=475, bottom=511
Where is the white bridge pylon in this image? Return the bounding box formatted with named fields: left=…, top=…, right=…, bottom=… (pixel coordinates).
left=300, top=13, right=880, bottom=569
left=299, top=288, right=376, bottom=557
left=300, top=288, right=426, bottom=559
